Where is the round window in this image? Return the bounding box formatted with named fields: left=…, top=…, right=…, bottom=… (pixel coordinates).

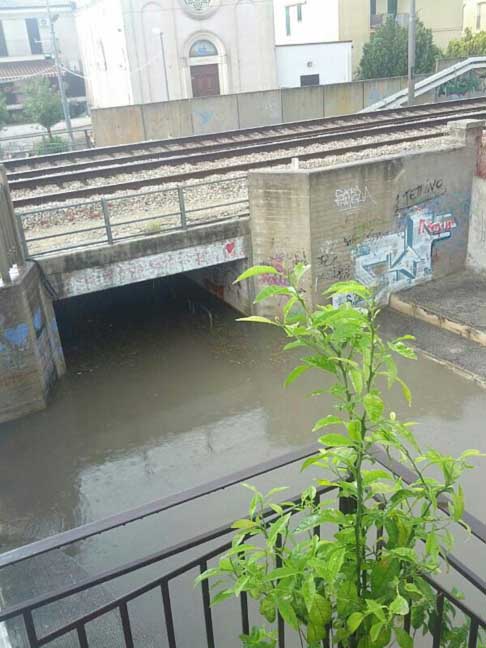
left=180, top=0, right=220, bottom=18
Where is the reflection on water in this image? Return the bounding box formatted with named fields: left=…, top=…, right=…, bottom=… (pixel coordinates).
left=0, top=276, right=484, bottom=644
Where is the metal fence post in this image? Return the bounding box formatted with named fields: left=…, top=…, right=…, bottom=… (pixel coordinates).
left=177, top=186, right=187, bottom=229
left=101, top=198, right=113, bottom=244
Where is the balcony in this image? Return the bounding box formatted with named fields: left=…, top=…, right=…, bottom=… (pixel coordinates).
left=371, top=12, right=410, bottom=30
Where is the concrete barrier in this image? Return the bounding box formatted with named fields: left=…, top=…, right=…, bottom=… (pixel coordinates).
left=237, top=90, right=282, bottom=129
left=191, top=95, right=239, bottom=135
left=281, top=86, right=325, bottom=123
left=324, top=81, right=364, bottom=117
left=92, top=73, right=479, bottom=146
left=248, top=120, right=483, bottom=316
left=363, top=77, right=402, bottom=107
left=143, top=100, right=193, bottom=140
left=92, top=105, right=145, bottom=147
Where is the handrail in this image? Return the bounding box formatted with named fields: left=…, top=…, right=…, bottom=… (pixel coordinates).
left=0, top=443, right=484, bottom=572
left=362, top=56, right=486, bottom=111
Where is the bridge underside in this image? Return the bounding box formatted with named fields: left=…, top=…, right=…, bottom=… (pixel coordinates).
left=41, top=219, right=250, bottom=304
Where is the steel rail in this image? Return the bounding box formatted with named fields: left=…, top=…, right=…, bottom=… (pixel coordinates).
left=7, top=101, right=486, bottom=182
left=4, top=95, right=486, bottom=172
left=11, top=130, right=445, bottom=208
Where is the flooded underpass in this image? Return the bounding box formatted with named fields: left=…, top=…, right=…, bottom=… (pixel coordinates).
left=0, top=276, right=484, bottom=646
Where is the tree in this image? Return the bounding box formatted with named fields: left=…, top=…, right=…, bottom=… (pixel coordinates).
left=198, top=266, right=484, bottom=648
left=23, top=78, right=63, bottom=140
left=446, top=28, right=486, bottom=57
left=359, top=18, right=440, bottom=79
left=0, top=93, right=9, bottom=127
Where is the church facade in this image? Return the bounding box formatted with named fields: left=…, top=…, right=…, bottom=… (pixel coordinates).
left=76, top=0, right=278, bottom=108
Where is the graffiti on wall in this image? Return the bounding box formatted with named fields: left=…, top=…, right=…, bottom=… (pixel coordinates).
left=395, top=178, right=446, bottom=210
left=0, top=316, right=29, bottom=370
left=333, top=207, right=457, bottom=306
left=335, top=185, right=376, bottom=212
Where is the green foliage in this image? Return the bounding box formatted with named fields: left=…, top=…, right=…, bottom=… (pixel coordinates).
left=197, top=264, right=484, bottom=648
left=33, top=135, right=69, bottom=155
left=0, top=93, right=9, bottom=128
left=446, top=28, right=486, bottom=57
left=359, top=18, right=440, bottom=79
left=23, top=78, right=63, bottom=140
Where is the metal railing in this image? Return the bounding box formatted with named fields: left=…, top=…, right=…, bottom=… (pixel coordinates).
left=0, top=126, right=93, bottom=160
left=16, top=176, right=249, bottom=258
left=0, top=444, right=483, bottom=647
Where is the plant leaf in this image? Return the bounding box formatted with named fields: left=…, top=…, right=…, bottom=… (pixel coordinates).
left=284, top=365, right=309, bottom=387
left=390, top=594, right=409, bottom=616
left=347, top=612, right=364, bottom=633
left=235, top=266, right=282, bottom=282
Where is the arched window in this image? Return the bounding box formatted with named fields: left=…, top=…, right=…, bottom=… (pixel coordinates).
left=189, top=39, right=218, bottom=58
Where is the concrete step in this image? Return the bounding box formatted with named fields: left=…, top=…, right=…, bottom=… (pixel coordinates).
left=389, top=270, right=486, bottom=348
left=378, top=307, right=486, bottom=387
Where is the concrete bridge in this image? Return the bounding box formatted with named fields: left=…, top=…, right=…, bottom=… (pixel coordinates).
left=1, top=119, right=485, bottom=423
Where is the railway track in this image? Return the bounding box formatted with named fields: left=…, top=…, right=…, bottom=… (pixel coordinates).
left=8, top=97, right=486, bottom=208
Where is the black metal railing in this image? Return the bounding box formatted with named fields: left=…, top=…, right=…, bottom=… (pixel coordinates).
left=0, top=444, right=484, bottom=647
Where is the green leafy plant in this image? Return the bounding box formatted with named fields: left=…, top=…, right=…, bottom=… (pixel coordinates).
left=359, top=18, right=440, bottom=79
left=23, top=78, right=63, bottom=141
left=197, top=264, right=484, bottom=648
left=446, top=29, right=486, bottom=58
left=34, top=135, right=69, bottom=155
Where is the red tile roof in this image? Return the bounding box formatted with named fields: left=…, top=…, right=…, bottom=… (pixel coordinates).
left=0, top=59, right=57, bottom=82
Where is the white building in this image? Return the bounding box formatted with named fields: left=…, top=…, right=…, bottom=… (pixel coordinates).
left=272, top=0, right=352, bottom=87
left=0, top=0, right=85, bottom=112
left=76, top=0, right=278, bottom=109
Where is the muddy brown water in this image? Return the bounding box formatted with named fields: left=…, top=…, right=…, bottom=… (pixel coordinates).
left=0, top=277, right=484, bottom=646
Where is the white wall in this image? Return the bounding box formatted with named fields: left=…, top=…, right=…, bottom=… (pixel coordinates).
left=273, top=0, right=339, bottom=45
left=0, top=10, right=81, bottom=69
left=276, top=41, right=352, bottom=88
left=124, top=0, right=277, bottom=104
left=75, top=0, right=132, bottom=107
left=2, top=19, right=30, bottom=57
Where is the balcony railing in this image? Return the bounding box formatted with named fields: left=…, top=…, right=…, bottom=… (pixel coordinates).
left=0, top=444, right=483, bottom=647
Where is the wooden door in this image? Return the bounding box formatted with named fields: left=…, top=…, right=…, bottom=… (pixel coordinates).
left=190, top=64, right=220, bottom=97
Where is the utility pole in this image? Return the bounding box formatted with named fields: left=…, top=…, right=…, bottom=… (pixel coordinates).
left=408, top=0, right=416, bottom=106
left=46, top=0, right=74, bottom=148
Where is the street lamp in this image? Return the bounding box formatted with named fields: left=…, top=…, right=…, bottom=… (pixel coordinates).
left=152, top=27, right=170, bottom=101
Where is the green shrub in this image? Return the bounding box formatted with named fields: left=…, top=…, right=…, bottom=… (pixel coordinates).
left=197, top=265, right=484, bottom=648
left=34, top=136, right=69, bottom=156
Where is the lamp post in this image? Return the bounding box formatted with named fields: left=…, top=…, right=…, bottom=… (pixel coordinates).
left=152, top=28, right=170, bottom=101
left=46, top=0, right=74, bottom=148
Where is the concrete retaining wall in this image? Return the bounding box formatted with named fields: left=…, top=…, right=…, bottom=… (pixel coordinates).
left=92, top=75, right=436, bottom=146
left=248, top=120, right=483, bottom=314
left=188, top=259, right=252, bottom=314
left=467, top=176, right=486, bottom=272
left=0, top=263, right=65, bottom=423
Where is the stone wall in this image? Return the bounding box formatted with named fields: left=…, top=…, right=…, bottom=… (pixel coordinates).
left=0, top=263, right=65, bottom=423
left=248, top=120, right=483, bottom=314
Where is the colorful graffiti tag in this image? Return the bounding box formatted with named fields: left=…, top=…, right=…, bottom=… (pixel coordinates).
left=333, top=207, right=457, bottom=306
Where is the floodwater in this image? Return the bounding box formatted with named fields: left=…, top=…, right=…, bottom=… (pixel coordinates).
left=0, top=276, right=484, bottom=646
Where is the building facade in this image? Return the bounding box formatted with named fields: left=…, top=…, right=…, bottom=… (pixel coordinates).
left=463, top=0, right=486, bottom=32
left=76, top=0, right=278, bottom=108
left=0, top=0, right=85, bottom=113
left=274, top=0, right=464, bottom=75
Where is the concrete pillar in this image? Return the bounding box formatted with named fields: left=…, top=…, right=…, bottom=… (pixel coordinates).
left=0, top=262, right=65, bottom=423
left=448, top=119, right=484, bottom=149
left=248, top=169, right=313, bottom=318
